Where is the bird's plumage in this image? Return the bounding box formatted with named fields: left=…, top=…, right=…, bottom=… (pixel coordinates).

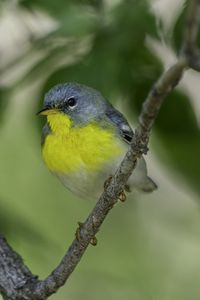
left=39, top=82, right=156, bottom=199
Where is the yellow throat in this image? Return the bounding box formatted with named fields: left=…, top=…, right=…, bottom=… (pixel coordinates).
left=42, top=112, right=124, bottom=173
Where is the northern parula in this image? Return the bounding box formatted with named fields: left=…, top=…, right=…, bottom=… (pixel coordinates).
left=38, top=82, right=156, bottom=199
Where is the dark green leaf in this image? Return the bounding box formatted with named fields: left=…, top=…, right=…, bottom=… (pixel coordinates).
left=155, top=91, right=200, bottom=194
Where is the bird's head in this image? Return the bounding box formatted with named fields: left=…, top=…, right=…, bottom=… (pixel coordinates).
left=37, top=82, right=108, bottom=126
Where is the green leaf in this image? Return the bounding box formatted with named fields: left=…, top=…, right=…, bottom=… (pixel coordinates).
left=0, top=201, right=43, bottom=243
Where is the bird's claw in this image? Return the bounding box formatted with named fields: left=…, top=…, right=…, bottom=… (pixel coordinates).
left=118, top=189, right=126, bottom=202
left=90, top=236, right=98, bottom=246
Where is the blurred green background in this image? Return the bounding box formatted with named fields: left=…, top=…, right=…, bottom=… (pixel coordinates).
left=0, top=0, right=200, bottom=299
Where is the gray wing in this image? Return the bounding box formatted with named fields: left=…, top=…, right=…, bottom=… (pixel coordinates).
left=105, top=105, right=134, bottom=144
left=105, top=105, right=157, bottom=193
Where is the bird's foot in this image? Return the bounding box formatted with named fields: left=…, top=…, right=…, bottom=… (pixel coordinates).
left=118, top=189, right=127, bottom=202
left=90, top=236, right=98, bottom=246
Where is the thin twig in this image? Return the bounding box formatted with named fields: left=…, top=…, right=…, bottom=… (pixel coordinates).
left=0, top=1, right=200, bottom=299
left=184, top=0, right=200, bottom=49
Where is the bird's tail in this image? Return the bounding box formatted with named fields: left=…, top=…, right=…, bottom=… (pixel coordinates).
left=139, top=176, right=157, bottom=193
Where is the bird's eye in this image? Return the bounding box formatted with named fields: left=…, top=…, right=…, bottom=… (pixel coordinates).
left=67, top=97, right=77, bottom=108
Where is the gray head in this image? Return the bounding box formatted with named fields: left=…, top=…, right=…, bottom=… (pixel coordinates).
left=38, top=82, right=110, bottom=125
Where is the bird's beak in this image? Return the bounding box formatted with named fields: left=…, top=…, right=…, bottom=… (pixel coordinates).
left=36, top=107, right=59, bottom=116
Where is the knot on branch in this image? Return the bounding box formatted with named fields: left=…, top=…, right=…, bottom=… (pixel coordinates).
left=131, top=130, right=149, bottom=156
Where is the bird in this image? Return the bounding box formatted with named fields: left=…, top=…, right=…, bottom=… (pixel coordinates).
left=37, top=82, right=156, bottom=200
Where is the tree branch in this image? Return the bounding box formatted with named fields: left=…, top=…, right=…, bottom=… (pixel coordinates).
left=1, top=0, right=200, bottom=299
left=0, top=235, right=39, bottom=300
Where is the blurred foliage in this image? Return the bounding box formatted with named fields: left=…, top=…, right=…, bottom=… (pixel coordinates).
left=0, top=201, right=43, bottom=244
left=155, top=91, right=200, bottom=193
left=173, top=1, right=200, bottom=52
left=173, top=5, right=187, bottom=51
left=0, top=88, right=9, bottom=125
left=19, top=0, right=103, bottom=17
left=0, top=0, right=200, bottom=299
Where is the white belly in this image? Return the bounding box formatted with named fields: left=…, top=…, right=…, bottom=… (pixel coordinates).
left=55, top=154, right=154, bottom=200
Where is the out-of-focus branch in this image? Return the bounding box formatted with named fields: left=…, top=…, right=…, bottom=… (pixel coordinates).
left=0, top=0, right=200, bottom=299
left=182, top=0, right=200, bottom=70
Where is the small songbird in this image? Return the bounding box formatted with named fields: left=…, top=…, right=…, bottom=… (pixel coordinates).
left=37, top=82, right=156, bottom=199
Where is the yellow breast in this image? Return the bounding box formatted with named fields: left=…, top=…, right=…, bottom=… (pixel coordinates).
left=42, top=112, right=124, bottom=173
